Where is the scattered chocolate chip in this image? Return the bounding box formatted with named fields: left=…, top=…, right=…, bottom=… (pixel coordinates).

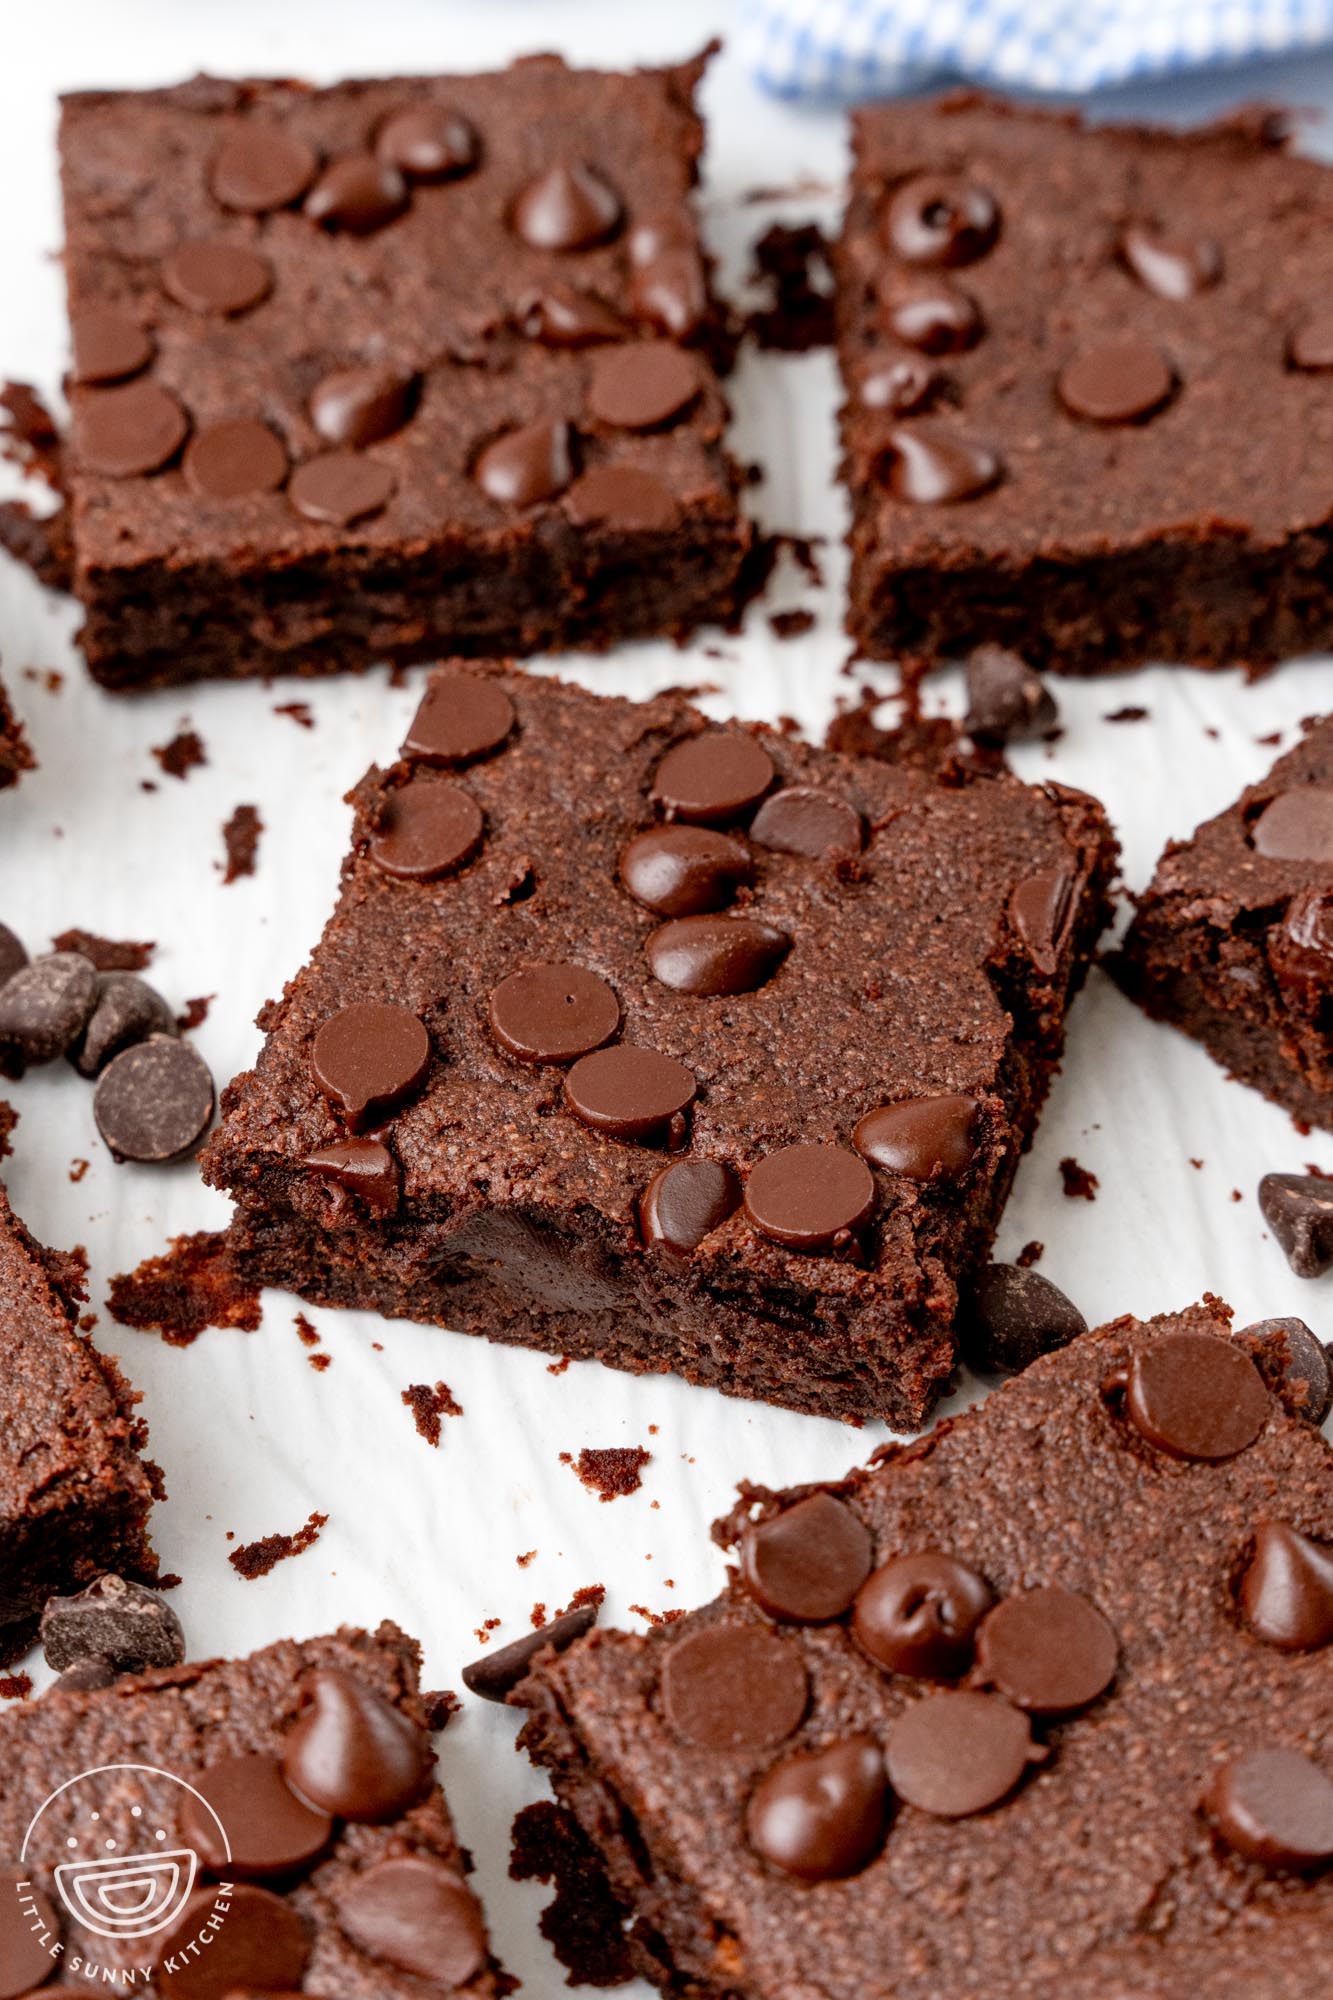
left=964, top=645, right=1057, bottom=744
left=564, top=1045, right=696, bottom=1144
left=404, top=672, right=516, bottom=767
left=369, top=775, right=484, bottom=881
left=1009, top=866, right=1076, bottom=975
left=70, top=971, right=177, bottom=1077
left=211, top=125, right=319, bottom=212
left=964, top=1263, right=1087, bottom=1374
left=1239, top=1520, right=1333, bottom=1652
left=750, top=786, right=864, bottom=858
left=463, top=1601, right=599, bottom=1702
left=511, top=162, right=621, bottom=251
left=854, top=1094, right=978, bottom=1181
left=878, top=275, right=983, bottom=354
left=853, top=1551, right=994, bottom=1678
left=310, top=364, right=416, bottom=448
left=660, top=1621, right=808, bottom=1751
left=0, top=923, right=27, bottom=987
left=652, top=731, right=775, bottom=826
left=474, top=419, right=575, bottom=506
left=744, top=1143, right=875, bottom=1253
left=489, top=963, right=619, bottom=1064
left=747, top=1736, right=889, bottom=1880
left=887, top=1689, right=1041, bottom=1818
left=289, top=451, right=395, bottom=525
left=1206, top=1748, right=1333, bottom=1871
left=40, top=1572, right=185, bottom=1672
left=1057, top=340, right=1175, bottom=424
left=161, top=240, right=272, bottom=316
left=885, top=176, right=999, bottom=267
left=73, top=380, right=189, bottom=478
left=561, top=463, right=678, bottom=531
left=376, top=104, right=478, bottom=182
left=741, top=1492, right=873, bottom=1624
left=0, top=1869, right=60, bottom=1995
left=305, top=152, right=407, bottom=232
left=639, top=1156, right=740, bottom=1252
left=1120, top=224, right=1221, bottom=300
left=645, top=914, right=790, bottom=996
left=1121, top=1330, right=1269, bottom=1460
left=337, top=1857, right=487, bottom=1985
left=586, top=342, right=700, bottom=430
left=183, top=1754, right=333, bottom=1879
left=886, top=421, right=1001, bottom=503
left=311, top=1002, right=431, bottom=1131
left=519, top=285, right=626, bottom=346
left=974, top=1585, right=1117, bottom=1716
left=1259, top=1171, right=1333, bottom=1277
left=70, top=306, right=153, bottom=384
left=1233, top=1317, right=1332, bottom=1425
left=303, top=1136, right=401, bottom=1215
left=0, top=951, right=99, bottom=1066
left=158, top=1882, right=309, bottom=1996
left=1250, top=788, right=1333, bottom=862
left=282, top=1666, right=432, bottom=1821
left=184, top=418, right=287, bottom=500
left=619, top=825, right=753, bottom=917
left=1288, top=311, right=1333, bottom=372
left=93, top=1036, right=215, bottom=1163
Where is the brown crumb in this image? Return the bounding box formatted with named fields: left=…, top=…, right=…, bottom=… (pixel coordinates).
left=229, top=1510, right=327, bottom=1579
left=1256, top=730, right=1283, bottom=747
left=1103, top=705, right=1149, bottom=724
left=558, top=1584, right=606, bottom=1618
left=569, top=1447, right=651, bottom=1503
left=473, top=1617, right=501, bottom=1646
left=152, top=727, right=206, bottom=781
left=768, top=607, right=816, bottom=641
left=0, top=1100, right=16, bottom=1160
left=0, top=1673, right=33, bottom=1700
left=530, top=1602, right=546, bottom=1628
left=106, top=1231, right=261, bottom=1347
left=51, top=930, right=155, bottom=971
left=1059, top=1157, right=1099, bottom=1201
left=547, top=1354, right=571, bottom=1376
left=402, top=1381, right=463, bottom=1446
left=1015, top=1240, right=1044, bottom=1268
left=1232, top=1189, right=1243, bottom=1202
left=516, top=1550, right=537, bottom=1568
left=509, top=1801, right=636, bottom=1988
left=629, top=1604, right=687, bottom=1628
left=1190, top=1157, right=1204, bottom=1170
left=421, top=1688, right=459, bottom=1731
left=309, top=1352, right=332, bottom=1372
left=294, top=1313, right=320, bottom=1347
left=221, top=804, right=263, bottom=884
left=747, top=221, right=835, bottom=352
left=273, top=700, right=315, bottom=728
left=68, top=1158, right=89, bottom=1184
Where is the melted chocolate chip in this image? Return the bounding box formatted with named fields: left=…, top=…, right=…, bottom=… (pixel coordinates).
left=403, top=672, right=516, bottom=767
left=184, top=419, right=287, bottom=501
left=74, top=381, right=189, bottom=478
left=337, top=1857, right=488, bottom=1984
left=660, top=1622, right=808, bottom=1750
left=310, top=365, right=417, bottom=448
left=740, top=1491, right=873, bottom=1624
left=965, top=1263, right=1087, bottom=1375
left=211, top=126, right=319, bottom=213
left=886, top=1690, right=1041, bottom=1818
left=744, top=1143, right=876, bottom=1252
left=562, top=463, right=678, bottom=531
left=303, top=1136, right=401, bottom=1214
left=878, top=274, right=983, bottom=354
left=1250, top=787, right=1333, bottom=862
left=1009, top=867, right=1077, bottom=975
left=93, top=1038, right=215, bottom=1163
left=974, top=1586, right=1117, bottom=1717
left=586, top=342, right=700, bottom=430
left=652, top=732, right=776, bottom=826
left=1206, top=1748, right=1333, bottom=1870
left=1258, top=1172, right=1333, bottom=1278
left=1120, top=224, right=1221, bottom=301
left=639, top=1156, right=740, bottom=1252
left=368, top=776, right=484, bottom=881
left=376, top=104, right=478, bottom=182
left=853, top=1551, right=994, bottom=1678
left=564, top=1045, right=696, bottom=1144
left=1120, top=1331, right=1269, bottom=1460
left=474, top=419, right=575, bottom=506
left=182, top=1754, right=333, bottom=1879
left=157, top=1882, right=309, bottom=1997
left=282, top=1667, right=432, bottom=1820
left=750, top=786, right=864, bottom=859
left=1239, top=1520, right=1333, bottom=1652
left=747, top=1736, right=889, bottom=1880
left=520, top=285, right=626, bottom=347
left=629, top=249, right=707, bottom=340
left=161, top=241, right=272, bottom=316
left=854, top=1094, right=978, bottom=1181
left=488, top=963, right=620, bottom=1065
left=305, top=153, right=407, bottom=233
left=511, top=162, right=621, bottom=251
left=619, top=825, right=753, bottom=917
left=964, top=645, right=1057, bottom=745
left=70, top=306, right=153, bottom=384
left=310, top=1001, right=430, bottom=1131
left=1057, top=340, right=1175, bottom=424
left=289, top=451, right=395, bottom=525
left=644, top=914, right=790, bottom=996
left=462, top=1601, right=599, bottom=1701
left=886, top=421, right=1001, bottom=504
left=1270, top=889, right=1333, bottom=1016
left=885, top=177, right=999, bottom=267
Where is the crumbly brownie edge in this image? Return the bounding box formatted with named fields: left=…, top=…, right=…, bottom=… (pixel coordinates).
left=0, top=676, right=33, bottom=787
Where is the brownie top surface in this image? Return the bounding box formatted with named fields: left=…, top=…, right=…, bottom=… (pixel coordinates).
left=58, top=55, right=734, bottom=572
left=528, top=1303, right=1333, bottom=2000
left=839, top=93, right=1333, bottom=560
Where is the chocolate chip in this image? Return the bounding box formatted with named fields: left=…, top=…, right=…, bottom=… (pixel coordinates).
left=660, top=1621, right=808, bottom=1750
left=336, top=1857, right=487, bottom=1985
left=211, top=125, right=319, bottom=212
left=639, top=1157, right=740, bottom=1252
left=55, top=1655, right=123, bottom=1692
left=1120, top=224, right=1221, bottom=300
left=747, top=1736, right=889, bottom=1880
left=1009, top=866, right=1076, bottom=975
left=627, top=214, right=693, bottom=266
left=964, top=645, right=1057, bottom=745
left=1270, top=889, right=1333, bottom=1014
left=94, top=1037, right=215, bottom=1162
left=1288, top=311, right=1333, bottom=372
left=303, top=1137, right=401, bottom=1215
left=562, top=463, right=679, bottom=531
left=511, top=162, right=621, bottom=251
left=586, top=342, right=700, bottom=430
left=619, top=826, right=753, bottom=917
left=310, top=365, right=417, bottom=448
left=645, top=914, right=790, bottom=996
left=854, top=1095, right=978, bottom=1181
left=1259, top=1172, right=1333, bottom=1277
left=182, top=1754, right=333, bottom=1879
left=1250, top=788, right=1333, bottom=861
left=161, top=241, right=272, bottom=316
left=282, top=1667, right=432, bottom=1820
left=519, top=285, right=626, bottom=347
left=1239, top=1520, right=1333, bottom=1652
left=878, top=275, right=983, bottom=354
left=1233, top=1317, right=1332, bottom=1425
left=652, top=731, right=775, bottom=826
left=40, top=1572, right=185, bottom=1672
left=474, top=419, right=575, bottom=506
left=73, top=381, right=189, bottom=478
left=885, top=176, right=999, bottom=267
left=184, top=419, right=287, bottom=501
left=1206, top=1748, right=1333, bottom=1871
left=70, top=306, right=153, bottom=384
left=310, top=1001, right=430, bottom=1131
left=157, top=1882, right=309, bottom=1997
left=886, top=1690, right=1040, bottom=1818
left=853, top=1551, right=994, bottom=1678
left=1057, top=340, right=1175, bottom=424
left=741, top=1492, right=873, bottom=1624
left=974, top=1585, right=1117, bottom=1717
left=376, top=104, right=478, bottom=182
left=750, top=786, right=864, bottom=859
left=489, top=963, right=620, bottom=1065
left=1120, top=1330, right=1269, bottom=1460
left=744, top=1143, right=876, bottom=1253
left=368, top=776, right=484, bottom=881
left=886, top=421, right=1001, bottom=503
left=856, top=354, right=938, bottom=414
left=462, top=1601, right=599, bottom=1701
left=964, top=1264, right=1087, bottom=1375
left=0, top=951, right=99, bottom=1064
left=289, top=451, right=395, bottom=525
left=70, top=971, right=177, bottom=1077
left=305, top=152, right=407, bottom=232
left=0, top=1869, right=60, bottom=1995
left=629, top=250, right=707, bottom=340
left=564, top=1045, right=696, bottom=1144
left=0, top=923, right=27, bottom=988
left=403, top=673, right=516, bottom=766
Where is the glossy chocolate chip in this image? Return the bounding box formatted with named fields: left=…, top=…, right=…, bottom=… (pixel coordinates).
left=562, top=463, right=678, bottom=531
left=639, top=1156, right=739, bottom=1252
left=71, top=971, right=177, bottom=1077
left=853, top=1551, right=993, bottom=1678
left=974, top=1586, right=1117, bottom=1717
left=1239, top=1520, right=1333, bottom=1652
left=368, top=776, right=484, bottom=881
left=376, top=104, right=478, bottom=182
left=1120, top=224, right=1221, bottom=300
left=745, top=1143, right=876, bottom=1253
left=489, top=963, right=619, bottom=1065
left=1288, top=311, right=1333, bottom=372
left=885, top=176, right=999, bottom=267
left=629, top=250, right=707, bottom=340
left=0, top=1868, right=60, bottom=1996
left=93, top=1037, right=215, bottom=1163
left=157, top=1884, right=308, bottom=1998
left=0, top=950, right=98, bottom=1063
left=645, top=914, right=790, bottom=996
left=888, top=1690, right=1041, bottom=1818
left=741, top=1491, right=873, bottom=1624
left=1233, top=1317, right=1332, bottom=1425
left=564, top=1045, right=696, bottom=1144
left=74, top=380, right=189, bottom=478
left=1270, top=889, right=1333, bottom=1015
left=586, top=342, right=700, bottom=430
left=404, top=673, right=516, bottom=767
left=211, top=125, right=319, bottom=212
left=964, top=645, right=1057, bottom=745
left=652, top=732, right=775, bottom=826
left=660, top=1622, right=808, bottom=1750
left=1057, top=340, right=1175, bottom=424
left=184, top=419, right=287, bottom=501
left=750, top=787, right=864, bottom=859
left=305, top=152, right=407, bottom=232
left=161, top=240, right=272, bottom=316
left=310, top=1001, right=430, bottom=1131
left=55, top=1655, right=123, bottom=1692
left=303, top=1136, right=401, bottom=1214
left=519, top=284, right=626, bottom=347
left=1250, top=788, right=1333, bottom=861
left=857, top=354, right=938, bottom=415
left=511, top=162, right=621, bottom=250
left=965, top=1263, right=1088, bottom=1375
left=628, top=213, right=693, bottom=265
left=619, top=825, right=753, bottom=917
left=40, top=1572, right=185, bottom=1672
left=310, top=365, right=417, bottom=448
left=0, top=923, right=26, bottom=988
left=887, top=422, right=1000, bottom=504
left=747, top=1736, right=889, bottom=1880
left=878, top=274, right=983, bottom=355
left=282, top=1667, right=432, bottom=1820
left=1259, top=1172, right=1333, bottom=1278
left=474, top=419, right=575, bottom=506
left=1206, top=1748, right=1333, bottom=1870
left=182, top=1754, right=333, bottom=1879
left=289, top=451, right=395, bottom=525
left=854, top=1094, right=978, bottom=1181
left=462, top=1601, right=599, bottom=1702
left=1010, top=866, right=1077, bottom=975
left=70, top=305, right=153, bottom=384
left=337, top=1857, right=488, bottom=1984
left=1121, top=1331, right=1269, bottom=1460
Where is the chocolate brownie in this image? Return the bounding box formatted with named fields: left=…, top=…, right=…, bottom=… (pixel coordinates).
left=0, top=1621, right=502, bottom=1996
left=0, top=673, right=32, bottom=788
left=57, top=54, right=750, bottom=691
left=202, top=665, right=1115, bottom=1428
left=0, top=1178, right=159, bottom=1666
left=516, top=1301, right=1333, bottom=2000
left=836, top=93, right=1333, bottom=676
left=1114, top=719, right=1333, bottom=1129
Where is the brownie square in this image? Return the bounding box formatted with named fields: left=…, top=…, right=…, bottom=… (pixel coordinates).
left=836, top=94, right=1333, bottom=676
left=0, top=1621, right=502, bottom=1996
left=1113, top=718, right=1333, bottom=1128
left=0, top=1179, right=159, bottom=1664
left=57, top=54, right=750, bottom=691
left=0, top=674, right=32, bottom=788
left=517, top=1302, right=1333, bottom=2000
left=202, top=665, right=1115, bottom=1428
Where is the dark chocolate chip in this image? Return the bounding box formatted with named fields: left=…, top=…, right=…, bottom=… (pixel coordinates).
left=161, top=241, right=272, bottom=316
left=856, top=354, right=938, bottom=415
left=652, top=732, right=775, bottom=826
left=853, top=1551, right=994, bottom=1678
left=885, top=176, right=999, bottom=267
left=157, top=1883, right=309, bottom=1997
left=1259, top=1172, right=1333, bottom=1278
left=1239, top=1520, right=1333, bottom=1652
left=336, top=1857, right=487, bottom=1985
left=974, top=1585, right=1117, bottom=1717
left=964, top=645, right=1057, bottom=745
left=1206, top=1748, right=1333, bottom=1870
left=0, top=923, right=27, bottom=988
left=639, top=1157, right=740, bottom=1253
left=564, top=1045, right=696, bottom=1144
left=619, top=826, right=753, bottom=917
left=1270, top=889, right=1333, bottom=1015
left=878, top=274, right=983, bottom=354
left=184, top=419, right=287, bottom=501
left=462, top=1601, right=599, bottom=1701
left=511, top=162, right=621, bottom=250
left=289, top=451, right=395, bottom=525
left=55, top=1654, right=123, bottom=1692
left=403, top=673, right=516, bottom=766
left=182, top=1754, right=333, bottom=1879
left=0, top=1868, right=60, bottom=1995
left=310, top=365, right=417, bottom=448
left=750, top=786, right=864, bottom=859
left=854, top=1095, right=978, bottom=1181
left=741, top=1491, right=873, bottom=1624
left=644, top=914, right=790, bottom=996
left=70, top=306, right=153, bottom=384
left=660, top=1621, right=808, bottom=1751
left=211, top=125, right=319, bottom=212
left=305, top=152, right=407, bottom=233
left=1288, top=311, right=1333, bottom=372
left=474, top=419, right=575, bottom=506
left=629, top=250, right=707, bottom=340
left=561, top=463, right=678, bottom=531
left=0, top=951, right=99, bottom=1064
left=1057, top=340, right=1175, bottom=424
left=586, top=342, right=700, bottom=430
left=886, top=421, right=1000, bottom=503
left=744, top=1143, right=876, bottom=1253
left=303, top=1136, right=401, bottom=1215
left=1233, top=1317, right=1332, bottom=1425
left=1122, top=1331, right=1269, bottom=1460
left=886, top=1690, right=1041, bottom=1818
left=1120, top=224, right=1221, bottom=300
left=376, top=104, right=478, bottom=182
left=747, top=1736, right=889, bottom=1880
left=519, top=285, right=626, bottom=347
left=70, top=971, right=177, bottom=1078
left=368, top=776, right=484, bottom=881
left=310, top=1001, right=430, bottom=1131
left=40, top=1572, right=185, bottom=1672
left=1009, top=866, right=1077, bottom=975
left=73, top=381, right=189, bottom=478
left=93, top=1037, right=216, bottom=1163
left=282, top=1667, right=432, bottom=1821
left=1250, top=788, right=1333, bottom=862
left=489, top=963, right=619, bottom=1065
left=627, top=213, right=693, bottom=266
left=965, top=1263, right=1087, bottom=1376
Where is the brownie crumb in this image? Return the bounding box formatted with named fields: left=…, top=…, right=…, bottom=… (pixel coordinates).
left=421, top=1688, right=460, bottom=1731
left=221, top=804, right=263, bottom=884
left=1190, top=1157, right=1205, bottom=1170
left=629, top=1604, right=687, bottom=1628
left=50, top=930, right=155, bottom=972
left=402, top=1380, right=463, bottom=1446
left=1059, top=1156, right=1099, bottom=1201
left=294, top=1313, right=320, bottom=1347
left=309, top=1351, right=332, bottom=1372
left=567, top=1447, right=651, bottom=1502
left=228, top=1510, right=327, bottom=1579
left=530, top=1602, right=546, bottom=1628
left=558, top=1584, right=606, bottom=1619
left=1015, top=1239, right=1044, bottom=1268
left=473, top=1618, right=501, bottom=1645
left=1256, top=730, right=1283, bottom=747
left=1103, top=705, right=1149, bottom=723
left=517, top=1550, right=537, bottom=1568
left=0, top=1100, right=16, bottom=1160
left=769, top=607, right=816, bottom=641
left=0, top=501, right=72, bottom=592
left=106, top=1230, right=261, bottom=1346
left=68, top=1158, right=89, bottom=1184
left=273, top=700, right=315, bottom=728
left=747, top=221, right=835, bottom=352
left=547, top=1355, right=571, bottom=1376
left=0, top=1673, right=33, bottom=1700
left=152, top=727, right=206, bottom=781
left=175, top=995, right=213, bottom=1033
left=509, top=1800, right=637, bottom=1989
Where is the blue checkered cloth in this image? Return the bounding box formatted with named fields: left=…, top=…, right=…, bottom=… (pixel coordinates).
left=741, top=0, right=1333, bottom=98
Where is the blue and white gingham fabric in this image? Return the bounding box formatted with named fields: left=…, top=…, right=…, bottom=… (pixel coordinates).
left=741, top=0, right=1333, bottom=98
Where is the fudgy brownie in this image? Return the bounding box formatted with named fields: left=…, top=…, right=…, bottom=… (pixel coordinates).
left=836, top=93, right=1333, bottom=676
left=57, top=54, right=750, bottom=691
left=1114, top=719, right=1333, bottom=1129
left=517, top=1301, right=1333, bottom=2000
left=202, top=665, right=1115, bottom=1428
left=0, top=1179, right=159, bottom=1665
left=0, top=674, right=32, bottom=788
left=0, top=1621, right=502, bottom=1996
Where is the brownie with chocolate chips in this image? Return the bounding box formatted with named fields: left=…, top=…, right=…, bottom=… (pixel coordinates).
left=0, top=1178, right=160, bottom=1666
left=0, top=1621, right=503, bottom=1997
left=0, top=674, right=32, bottom=788
left=57, top=53, right=749, bottom=691
left=515, top=1301, right=1333, bottom=2000
left=836, top=93, right=1333, bottom=677
left=202, top=665, right=1115, bottom=1428
left=1113, top=719, right=1333, bottom=1129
